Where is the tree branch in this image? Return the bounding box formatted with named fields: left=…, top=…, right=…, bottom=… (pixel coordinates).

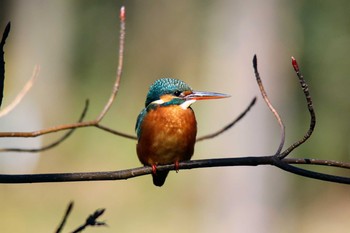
left=0, top=22, right=11, bottom=108
left=0, top=65, right=40, bottom=117
left=0, top=6, right=126, bottom=139
left=0, top=156, right=349, bottom=184
left=55, top=201, right=107, bottom=233
left=0, top=99, right=89, bottom=153
left=55, top=201, right=74, bottom=233
left=253, top=55, right=285, bottom=155
left=196, top=97, right=257, bottom=142
left=280, top=57, right=316, bottom=158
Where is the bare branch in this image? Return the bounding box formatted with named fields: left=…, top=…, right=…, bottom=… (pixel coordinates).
left=55, top=201, right=106, bottom=233
left=0, top=6, right=126, bottom=139
left=0, top=65, right=40, bottom=117
left=284, top=157, right=350, bottom=169
left=0, top=100, right=89, bottom=152
left=71, top=208, right=107, bottom=233
left=95, top=124, right=137, bottom=140
left=55, top=201, right=74, bottom=233
left=95, top=6, right=125, bottom=122
left=272, top=157, right=350, bottom=184
left=196, top=97, right=257, bottom=142
left=253, top=55, right=285, bottom=155
left=1, top=22, right=11, bottom=107
left=0, top=156, right=349, bottom=185
left=279, top=57, right=316, bottom=158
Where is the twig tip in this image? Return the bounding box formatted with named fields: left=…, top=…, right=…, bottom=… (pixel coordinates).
left=291, top=56, right=299, bottom=72
left=253, top=54, right=257, bottom=69
left=1, top=21, right=11, bottom=45
left=120, top=6, right=126, bottom=21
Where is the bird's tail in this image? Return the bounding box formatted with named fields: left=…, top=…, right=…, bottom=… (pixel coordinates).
left=152, top=171, right=169, bottom=187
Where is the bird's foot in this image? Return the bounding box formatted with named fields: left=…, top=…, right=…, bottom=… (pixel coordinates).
left=174, top=161, right=179, bottom=173
left=151, top=164, right=157, bottom=175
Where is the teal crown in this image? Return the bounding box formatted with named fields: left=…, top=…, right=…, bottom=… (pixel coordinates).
left=145, top=78, right=192, bottom=107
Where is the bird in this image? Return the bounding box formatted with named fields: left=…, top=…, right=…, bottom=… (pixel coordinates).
left=135, top=78, right=230, bottom=187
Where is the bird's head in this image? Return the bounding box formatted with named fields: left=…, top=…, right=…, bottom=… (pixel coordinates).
left=145, top=78, right=230, bottom=109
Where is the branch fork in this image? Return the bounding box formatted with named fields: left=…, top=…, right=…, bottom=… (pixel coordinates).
left=0, top=6, right=349, bottom=186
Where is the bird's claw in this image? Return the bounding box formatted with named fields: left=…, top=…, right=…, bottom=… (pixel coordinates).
left=174, top=161, right=179, bottom=173
left=151, top=164, right=157, bottom=175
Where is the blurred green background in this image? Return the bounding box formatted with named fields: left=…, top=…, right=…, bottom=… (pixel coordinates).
left=0, top=0, right=350, bottom=232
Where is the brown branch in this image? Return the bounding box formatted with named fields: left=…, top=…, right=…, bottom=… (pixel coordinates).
left=253, top=55, right=285, bottom=155
left=0, top=65, right=40, bottom=117
left=279, top=57, right=316, bottom=158
left=0, top=6, right=126, bottom=139
left=95, top=124, right=137, bottom=140
left=0, top=99, right=89, bottom=153
left=0, top=52, right=348, bottom=185
left=196, top=97, right=257, bottom=142
left=95, top=96, right=257, bottom=142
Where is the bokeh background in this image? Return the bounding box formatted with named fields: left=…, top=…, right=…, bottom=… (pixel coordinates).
left=0, top=0, right=350, bottom=232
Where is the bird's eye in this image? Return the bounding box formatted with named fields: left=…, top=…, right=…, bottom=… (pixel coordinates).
left=173, top=90, right=181, bottom=96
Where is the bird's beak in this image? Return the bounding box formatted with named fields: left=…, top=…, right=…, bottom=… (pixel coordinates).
left=185, top=91, right=230, bottom=100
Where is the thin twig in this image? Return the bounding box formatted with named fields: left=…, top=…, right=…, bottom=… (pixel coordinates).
left=0, top=100, right=89, bottom=152
left=0, top=65, right=40, bottom=117
left=272, top=157, right=350, bottom=184
left=96, top=6, right=125, bottom=122
left=71, top=208, right=107, bottom=233
left=253, top=55, right=285, bottom=155
left=196, top=97, right=257, bottom=142
left=0, top=6, right=127, bottom=139
left=95, top=124, right=137, bottom=140
left=279, top=57, right=316, bottom=158
left=1, top=22, right=11, bottom=107
left=94, top=97, right=257, bottom=141
left=55, top=201, right=74, bottom=233
left=284, top=157, right=350, bottom=169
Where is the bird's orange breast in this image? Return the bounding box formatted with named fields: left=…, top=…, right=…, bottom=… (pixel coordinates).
left=136, top=105, right=197, bottom=166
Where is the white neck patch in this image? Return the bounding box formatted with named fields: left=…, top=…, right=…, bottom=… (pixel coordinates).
left=180, top=99, right=196, bottom=109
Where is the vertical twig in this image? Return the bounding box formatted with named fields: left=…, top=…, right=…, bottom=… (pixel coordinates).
left=253, top=55, right=285, bottom=155
left=96, top=6, right=126, bottom=122
left=279, top=57, right=316, bottom=158
left=0, top=22, right=11, bottom=108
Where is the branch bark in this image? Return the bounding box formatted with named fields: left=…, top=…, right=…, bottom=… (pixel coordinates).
left=0, top=156, right=349, bottom=184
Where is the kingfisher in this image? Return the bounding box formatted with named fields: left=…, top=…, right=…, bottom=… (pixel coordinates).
left=136, top=78, right=230, bottom=187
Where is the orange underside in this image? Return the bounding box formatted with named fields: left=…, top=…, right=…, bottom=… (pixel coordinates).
left=137, top=105, right=197, bottom=165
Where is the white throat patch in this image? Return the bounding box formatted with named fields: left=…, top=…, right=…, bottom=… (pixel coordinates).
left=180, top=99, right=196, bottom=109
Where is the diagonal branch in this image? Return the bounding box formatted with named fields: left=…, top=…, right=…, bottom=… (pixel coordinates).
left=55, top=201, right=74, bottom=233
left=71, top=208, right=107, bottom=233
left=0, top=99, right=89, bottom=153
left=94, top=97, right=257, bottom=142
left=0, top=65, right=40, bottom=117
left=196, top=97, right=257, bottom=142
